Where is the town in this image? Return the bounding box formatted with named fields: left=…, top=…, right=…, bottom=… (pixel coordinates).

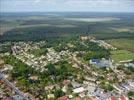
left=0, top=36, right=134, bottom=100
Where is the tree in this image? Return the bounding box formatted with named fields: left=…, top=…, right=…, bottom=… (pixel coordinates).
left=47, top=63, right=56, bottom=75
left=54, top=89, right=65, bottom=98
left=128, top=91, right=134, bottom=100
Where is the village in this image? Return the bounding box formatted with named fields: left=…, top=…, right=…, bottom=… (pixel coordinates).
left=0, top=36, right=134, bottom=100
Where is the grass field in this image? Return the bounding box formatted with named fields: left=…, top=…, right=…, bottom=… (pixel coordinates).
left=106, top=39, right=134, bottom=53
left=1, top=13, right=134, bottom=41
left=65, top=17, right=119, bottom=22
left=111, top=50, right=134, bottom=63
left=111, top=27, right=134, bottom=33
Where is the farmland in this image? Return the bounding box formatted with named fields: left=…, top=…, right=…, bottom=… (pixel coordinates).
left=111, top=50, right=134, bottom=63
left=107, top=38, right=134, bottom=63
left=106, top=39, right=134, bottom=53
left=64, top=17, right=120, bottom=22
left=111, top=27, right=134, bottom=33
left=0, top=12, right=134, bottom=41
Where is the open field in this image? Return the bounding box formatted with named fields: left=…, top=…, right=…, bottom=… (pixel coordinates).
left=0, top=12, right=134, bottom=41
left=111, top=50, right=134, bottom=63
left=106, top=39, right=134, bottom=53
left=111, top=27, right=134, bottom=33
left=0, top=26, right=13, bottom=35
left=65, top=17, right=120, bottom=22
left=16, top=24, right=77, bottom=28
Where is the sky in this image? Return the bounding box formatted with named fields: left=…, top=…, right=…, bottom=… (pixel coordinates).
left=0, top=0, right=134, bottom=12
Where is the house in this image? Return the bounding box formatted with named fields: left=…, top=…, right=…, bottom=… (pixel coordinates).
left=107, top=95, right=129, bottom=100
left=29, top=76, right=38, bottom=81
left=113, top=84, right=125, bottom=94
left=63, top=80, right=70, bottom=86
left=3, top=97, right=13, bottom=100
left=58, top=96, right=68, bottom=100
left=68, top=95, right=73, bottom=99
left=72, top=97, right=81, bottom=100
left=47, top=94, right=55, bottom=99
left=124, top=63, right=134, bottom=68
left=90, top=58, right=113, bottom=68
left=85, top=76, right=96, bottom=82
left=62, top=85, right=68, bottom=93
left=121, top=80, right=134, bottom=91
left=128, top=80, right=134, bottom=88
left=12, top=95, right=24, bottom=100
left=79, top=92, right=85, bottom=98
left=71, top=81, right=81, bottom=88
left=89, top=59, right=100, bottom=65
left=87, top=85, right=96, bottom=95
left=119, top=95, right=129, bottom=100
left=80, top=36, right=89, bottom=41
left=89, top=96, right=98, bottom=100
left=106, top=96, right=116, bottom=100
left=45, top=85, right=54, bottom=91
left=119, top=60, right=133, bottom=63
left=73, top=87, right=85, bottom=94
left=0, top=60, right=4, bottom=68
left=80, top=35, right=95, bottom=41
left=83, top=96, right=92, bottom=100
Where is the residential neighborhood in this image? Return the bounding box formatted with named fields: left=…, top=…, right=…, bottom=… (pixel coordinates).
left=0, top=36, right=133, bottom=100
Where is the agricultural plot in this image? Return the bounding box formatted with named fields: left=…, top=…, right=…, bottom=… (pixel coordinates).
left=106, top=39, right=134, bottom=53
left=64, top=17, right=120, bottom=22
left=111, top=50, right=134, bottom=63
left=111, top=27, right=134, bottom=33
left=0, top=12, right=134, bottom=41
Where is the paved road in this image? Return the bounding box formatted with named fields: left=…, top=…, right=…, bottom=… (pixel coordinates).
left=0, top=72, right=28, bottom=100
left=71, top=54, right=92, bottom=75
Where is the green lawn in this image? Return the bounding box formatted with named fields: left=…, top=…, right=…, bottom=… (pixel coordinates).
left=111, top=50, right=134, bottom=63
left=106, top=39, right=134, bottom=53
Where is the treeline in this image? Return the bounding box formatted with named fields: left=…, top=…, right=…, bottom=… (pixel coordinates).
left=76, top=42, right=110, bottom=60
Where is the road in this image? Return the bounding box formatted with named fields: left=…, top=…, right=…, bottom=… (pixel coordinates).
left=71, top=53, right=92, bottom=75
left=0, top=72, right=28, bottom=100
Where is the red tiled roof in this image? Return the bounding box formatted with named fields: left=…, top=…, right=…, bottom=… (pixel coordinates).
left=3, top=97, right=12, bottom=100
left=58, top=96, right=68, bottom=100
left=73, top=97, right=81, bottom=100
left=63, top=80, right=70, bottom=85
left=120, top=95, right=126, bottom=100
left=90, top=96, right=97, bottom=100
left=110, top=96, right=116, bottom=100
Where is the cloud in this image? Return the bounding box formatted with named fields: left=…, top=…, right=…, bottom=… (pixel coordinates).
left=0, top=0, right=134, bottom=12
left=34, top=0, right=41, bottom=3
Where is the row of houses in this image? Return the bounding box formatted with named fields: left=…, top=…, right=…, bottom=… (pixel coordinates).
left=12, top=42, right=72, bottom=73
left=45, top=78, right=129, bottom=100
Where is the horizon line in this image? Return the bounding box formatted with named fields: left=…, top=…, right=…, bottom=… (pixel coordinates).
left=1, top=11, right=134, bottom=13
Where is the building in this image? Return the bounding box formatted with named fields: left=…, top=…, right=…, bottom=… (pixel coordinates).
left=29, top=76, right=38, bottom=81
left=47, top=94, right=55, bottom=99
left=58, top=96, right=68, bottom=100
left=89, top=96, right=98, bottom=100
left=72, top=97, right=81, bottom=100
left=106, top=95, right=129, bottom=100
left=106, top=96, right=116, bottom=100
left=71, top=81, right=81, bottom=88
left=79, top=92, right=85, bottom=98
left=80, top=35, right=95, bottom=41
left=62, top=85, right=68, bottom=93
left=0, top=60, right=4, bottom=68
left=73, top=87, right=85, bottom=94
left=89, top=59, right=100, bottom=65
left=90, top=58, right=113, bottom=68
left=124, top=63, right=134, bottom=68
left=119, top=95, right=129, bottom=100
left=113, top=84, right=125, bottom=94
